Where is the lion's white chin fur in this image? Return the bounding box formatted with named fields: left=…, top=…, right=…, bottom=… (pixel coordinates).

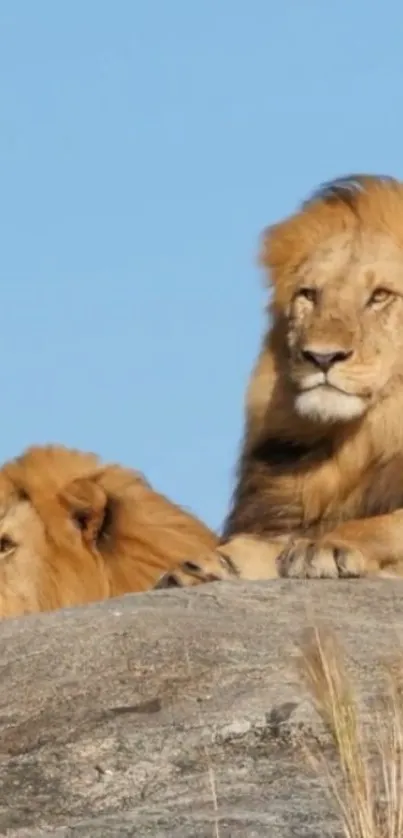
left=295, top=386, right=366, bottom=423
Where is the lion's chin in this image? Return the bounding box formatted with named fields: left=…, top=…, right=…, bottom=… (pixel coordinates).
left=294, top=386, right=366, bottom=424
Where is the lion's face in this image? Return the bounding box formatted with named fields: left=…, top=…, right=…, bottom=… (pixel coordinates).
left=281, top=230, right=403, bottom=424
left=0, top=491, right=48, bottom=615
left=259, top=171, right=403, bottom=429
left=0, top=476, right=109, bottom=617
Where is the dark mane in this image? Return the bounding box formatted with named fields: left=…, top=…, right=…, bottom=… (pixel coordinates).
left=301, top=173, right=399, bottom=212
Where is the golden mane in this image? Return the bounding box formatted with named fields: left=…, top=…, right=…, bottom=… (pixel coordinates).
left=260, top=174, right=403, bottom=309
left=0, top=444, right=217, bottom=617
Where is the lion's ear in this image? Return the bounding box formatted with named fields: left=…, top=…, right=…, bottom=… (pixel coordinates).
left=59, top=476, right=109, bottom=546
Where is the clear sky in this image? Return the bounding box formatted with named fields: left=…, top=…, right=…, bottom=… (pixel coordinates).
left=0, top=1, right=402, bottom=531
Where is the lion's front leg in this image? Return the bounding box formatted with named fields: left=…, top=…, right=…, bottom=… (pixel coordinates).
left=278, top=510, right=403, bottom=579
left=154, top=534, right=289, bottom=589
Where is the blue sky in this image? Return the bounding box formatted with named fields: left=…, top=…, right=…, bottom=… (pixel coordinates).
left=0, top=1, right=402, bottom=531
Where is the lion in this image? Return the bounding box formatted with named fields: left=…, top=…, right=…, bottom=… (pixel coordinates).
left=156, top=173, right=403, bottom=589
left=0, top=444, right=217, bottom=617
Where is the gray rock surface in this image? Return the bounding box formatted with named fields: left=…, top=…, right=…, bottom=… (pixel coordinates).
left=0, top=579, right=403, bottom=837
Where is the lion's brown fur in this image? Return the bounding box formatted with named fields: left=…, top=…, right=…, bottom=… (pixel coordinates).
left=0, top=444, right=217, bottom=618
left=222, top=174, right=403, bottom=545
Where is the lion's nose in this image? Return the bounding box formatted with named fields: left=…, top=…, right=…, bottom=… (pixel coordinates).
left=301, top=348, right=352, bottom=372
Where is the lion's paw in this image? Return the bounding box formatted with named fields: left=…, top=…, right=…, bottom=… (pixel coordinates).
left=278, top=538, right=367, bottom=579
left=154, top=549, right=239, bottom=589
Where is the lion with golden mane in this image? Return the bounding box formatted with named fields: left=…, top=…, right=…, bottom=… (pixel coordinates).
left=157, top=173, right=403, bottom=588
left=0, top=444, right=217, bottom=617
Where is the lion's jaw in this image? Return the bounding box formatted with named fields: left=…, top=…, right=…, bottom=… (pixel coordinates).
left=289, top=330, right=394, bottom=425
left=294, top=384, right=366, bottom=424
left=292, top=357, right=371, bottom=423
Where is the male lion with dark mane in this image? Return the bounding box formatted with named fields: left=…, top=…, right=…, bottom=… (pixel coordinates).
left=156, top=173, right=403, bottom=588
left=0, top=444, right=216, bottom=617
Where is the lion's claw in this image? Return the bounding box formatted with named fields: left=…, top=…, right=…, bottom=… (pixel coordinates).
left=154, top=548, right=239, bottom=589
left=278, top=538, right=366, bottom=579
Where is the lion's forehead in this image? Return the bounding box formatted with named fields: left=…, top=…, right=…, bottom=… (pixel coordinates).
left=301, top=231, right=403, bottom=287
left=0, top=497, right=43, bottom=533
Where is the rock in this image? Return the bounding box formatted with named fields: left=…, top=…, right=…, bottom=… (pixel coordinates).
left=0, top=579, right=402, bottom=837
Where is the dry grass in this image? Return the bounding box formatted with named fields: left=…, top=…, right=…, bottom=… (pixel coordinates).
left=298, top=626, right=403, bottom=838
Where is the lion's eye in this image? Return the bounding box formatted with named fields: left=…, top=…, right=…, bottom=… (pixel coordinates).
left=367, top=288, right=393, bottom=307
left=0, top=536, right=15, bottom=554
left=297, top=287, right=317, bottom=303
